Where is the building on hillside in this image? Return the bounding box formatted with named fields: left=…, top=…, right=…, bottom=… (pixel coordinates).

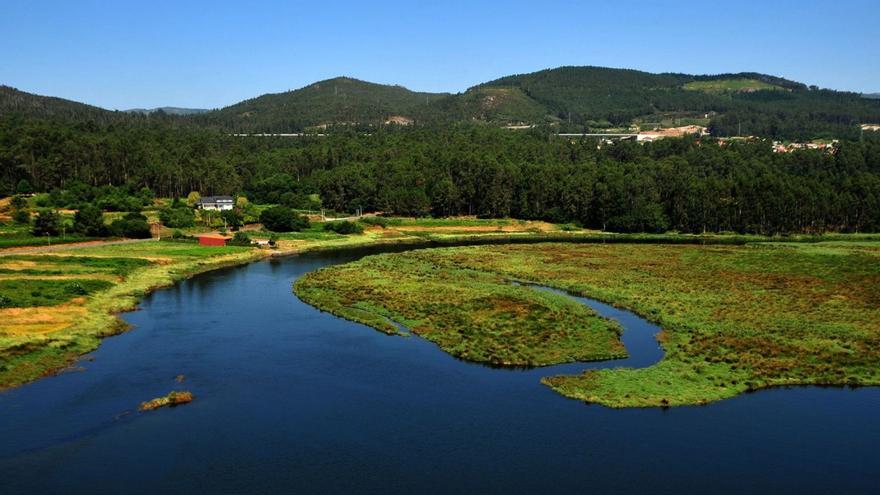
left=197, top=196, right=234, bottom=211
left=197, top=234, right=230, bottom=246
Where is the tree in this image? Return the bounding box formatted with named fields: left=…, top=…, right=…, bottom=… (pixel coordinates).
left=159, top=206, right=195, bottom=228
left=110, top=212, right=151, bottom=238
left=10, top=195, right=30, bottom=224
left=221, top=209, right=244, bottom=230
left=259, top=206, right=310, bottom=232
left=16, top=179, right=33, bottom=195
left=73, top=204, right=108, bottom=236
left=32, top=209, right=61, bottom=236
left=186, top=191, right=201, bottom=207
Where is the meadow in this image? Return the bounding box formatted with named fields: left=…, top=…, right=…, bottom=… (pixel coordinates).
left=294, top=241, right=880, bottom=407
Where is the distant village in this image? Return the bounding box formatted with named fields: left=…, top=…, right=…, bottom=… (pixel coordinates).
left=568, top=122, right=880, bottom=153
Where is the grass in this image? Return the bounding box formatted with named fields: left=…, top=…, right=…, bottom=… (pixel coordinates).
left=294, top=241, right=880, bottom=407
left=0, top=279, right=114, bottom=307
left=0, top=223, right=90, bottom=248
left=295, top=250, right=625, bottom=366
left=683, top=79, right=782, bottom=93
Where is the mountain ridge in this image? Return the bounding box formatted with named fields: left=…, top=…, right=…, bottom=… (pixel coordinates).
left=4, top=66, right=880, bottom=139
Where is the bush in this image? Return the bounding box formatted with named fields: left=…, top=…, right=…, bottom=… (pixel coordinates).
left=360, top=216, right=390, bottom=228
left=227, top=232, right=253, bottom=246
left=221, top=209, right=244, bottom=230
left=110, top=212, right=152, bottom=238
left=159, top=206, right=195, bottom=228
left=32, top=209, right=61, bottom=236
left=186, top=191, right=201, bottom=207
left=64, top=282, right=88, bottom=295
left=323, top=220, right=364, bottom=235
left=16, top=179, right=33, bottom=195
left=0, top=294, right=11, bottom=308
left=73, top=203, right=108, bottom=237
left=12, top=209, right=30, bottom=225
left=259, top=206, right=310, bottom=232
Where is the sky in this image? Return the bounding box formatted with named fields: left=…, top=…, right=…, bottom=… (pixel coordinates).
left=1, top=0, right=878, bottom=110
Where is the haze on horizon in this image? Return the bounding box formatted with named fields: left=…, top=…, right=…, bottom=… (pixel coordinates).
left=1, top=0, right=878, bottom=110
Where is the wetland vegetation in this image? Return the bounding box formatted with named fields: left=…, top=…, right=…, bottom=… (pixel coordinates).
left=295, top=241, right=880, bottom=407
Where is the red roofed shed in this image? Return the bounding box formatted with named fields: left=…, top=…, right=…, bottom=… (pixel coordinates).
left=198, top=234, right=230, bottom=247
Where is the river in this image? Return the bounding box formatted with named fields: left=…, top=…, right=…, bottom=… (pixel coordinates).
left=0, top=246, right=877, bottom=494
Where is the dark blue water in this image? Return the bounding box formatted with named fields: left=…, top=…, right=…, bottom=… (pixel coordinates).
left=1, top=247, right=878, bottom=494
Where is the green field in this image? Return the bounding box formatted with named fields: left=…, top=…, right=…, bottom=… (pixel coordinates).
left=683, top=78, right=782, bottom=93
left=0, top=223, right=89, bottom=248
left=294, top=241, right=880, bottom=407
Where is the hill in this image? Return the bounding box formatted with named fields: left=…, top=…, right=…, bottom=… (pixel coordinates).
left=4, top=66, right=880, bottom=140
left=0, top=85, right=120, bottom=123
left=195, top=77, right=448, bottom=132
left=473, top=66, right=880, bottom=138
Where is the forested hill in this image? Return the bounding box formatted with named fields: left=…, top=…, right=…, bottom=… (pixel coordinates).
left=193, top=77, right=448, bottom=132
left=0, top=86, right=124, bottom=124
left=474, top=66, right=880, bottom=139
left=4, top=66, right=880, bottom=139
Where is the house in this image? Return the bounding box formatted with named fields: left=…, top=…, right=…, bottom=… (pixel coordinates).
left=197, top=196, right=235, bottom=211
left=198, top=234, right=230, bottom=246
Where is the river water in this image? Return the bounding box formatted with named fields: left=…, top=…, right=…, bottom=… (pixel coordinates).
left=0, top=246, right=877, bottom=494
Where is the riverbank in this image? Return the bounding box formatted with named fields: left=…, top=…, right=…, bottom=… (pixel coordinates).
left=2, top=222, right=878, bottom=393
left=0, top=221, right=583, bottom=390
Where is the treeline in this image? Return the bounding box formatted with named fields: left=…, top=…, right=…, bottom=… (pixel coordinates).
left=2, top=116, right=879, bottom=234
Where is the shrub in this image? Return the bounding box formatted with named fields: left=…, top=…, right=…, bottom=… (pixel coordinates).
left=159, top=206, right=195, bottom=228
left=259, top=206, right=310, bottom=232
left=110, top=212, right=151, bottom=238
left=360, top=216, right=390, bottom=228
left=0, top=295, right=11, bottom=308
left=228, top=232, right=253, bottom=246
left=32, top=209, right=61, bottom=236
left=186, top=191, right=201, bottom=207
left=221, top=209, right=244, bottom=230
left=12, top=209, right=30, bottom=225
left=73, top=203, right=108, bottom=237
left=323, top=220, right=364, bottom=235
left=16, top=179, right=33, bottom=195
left=64, top=282, right=88, bottom=296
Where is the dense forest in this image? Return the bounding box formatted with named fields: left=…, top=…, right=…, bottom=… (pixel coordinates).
left=3, top=114, right=879, bottom=234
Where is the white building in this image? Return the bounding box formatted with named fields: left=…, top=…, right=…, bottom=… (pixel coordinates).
left=197, top=196, right=235, bottom=211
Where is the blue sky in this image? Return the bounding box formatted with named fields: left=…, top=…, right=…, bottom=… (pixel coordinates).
left=1, top=0, right=878, bottom=110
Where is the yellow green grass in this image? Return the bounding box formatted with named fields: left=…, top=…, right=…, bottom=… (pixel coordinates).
left=294, top=241, right=880, bottom=407
left=683, top=78, right=782, bottom=93
left=295, top=250, right=625, bottom=366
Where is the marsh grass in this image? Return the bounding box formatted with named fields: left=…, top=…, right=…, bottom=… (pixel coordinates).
left=295, top=241, right=880, bottom=407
